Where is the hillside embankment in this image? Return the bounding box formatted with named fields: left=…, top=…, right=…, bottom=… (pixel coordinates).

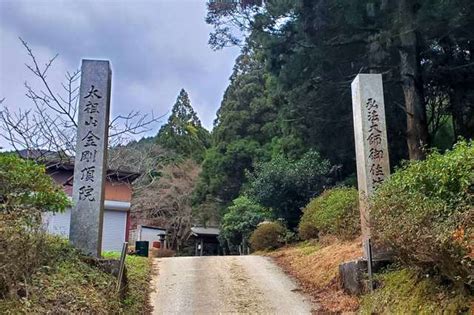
left=265, top=238, right=472, bottom=314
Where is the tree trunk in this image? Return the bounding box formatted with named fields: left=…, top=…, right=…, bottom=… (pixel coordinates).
left=398, top=0, right=429, bottom=160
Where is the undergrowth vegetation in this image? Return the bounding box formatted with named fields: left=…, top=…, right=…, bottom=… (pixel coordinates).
left=0, top=154, right=70, bottom=298
left=0, top=237, right=121, bottom=313
left=266, top=239, right=362, bottom=312
left=150, top=247, right=176, bottom=258
left=0, top=239, right=152, bottom=314
left=0, top=155, right=153, bottom=314
left=263, top=141, right=473, bottom=313
left=371, top=141, right=474, bottom=288
left=103, top=252, right=153, bottom=314
left=299, top=187, right=360, bottom=240
left=359, top=268, right=471, bottom=314
left=220, top=196, right=270, bottom=251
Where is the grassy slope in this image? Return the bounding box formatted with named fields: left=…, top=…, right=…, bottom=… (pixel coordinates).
left=103, top=252, right=153, bottom=314
left=265, top=238, right=362, bottom=312
left=359, top=268, right=472, bottom=314
left=0, top=238, right=152, bottom=314
left=264, top=239, right=473, bottom=314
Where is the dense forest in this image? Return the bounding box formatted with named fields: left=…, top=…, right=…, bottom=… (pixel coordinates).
left=191, top=0, right=474, bottom=228
left=0, top=0, right=470, bottom=252
left=122, top=0, right=473, bottom=251
left=1, top=1, right=470, bottom=251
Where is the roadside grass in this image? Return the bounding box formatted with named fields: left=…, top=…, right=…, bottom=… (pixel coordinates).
left=0, top=237, right=121, bottom=314
left=0, top=236, right=153, bottom=314
left=359, top=268, right=472, bottom=314
left=264, top=238, right=362, bottom=312
left=295, top=240, right=321, bottom=256
left=103, top=251, right=153, bottom=314
left=263, top=239, right=472, bottom=314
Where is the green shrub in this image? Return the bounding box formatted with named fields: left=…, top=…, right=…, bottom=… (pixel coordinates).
left=246, top=150, right=331, bottom=228
left=371, top=140, right=474, bottom=287
left=249, top=222, right=286, bottom=251
left=220, top=196, right=270, bottom=248
left=0, top=154, right=70, bottom=298
left=298, top=187, right=360, bottom=240
left=0, top=154, right=70, bottom=213
left=298, top=219, right=319, bottom=240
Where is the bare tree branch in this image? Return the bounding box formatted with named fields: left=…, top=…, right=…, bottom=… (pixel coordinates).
left=0, top=39, right=163, bottom=158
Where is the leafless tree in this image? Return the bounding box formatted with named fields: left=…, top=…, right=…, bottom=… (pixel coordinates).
left=0, top=38, right=163, bottom=158
left=129, top=157, right=201, bottom=251
left=108, top=141, right=200, bottom=251
left=108, top=140, right=170, bottom=187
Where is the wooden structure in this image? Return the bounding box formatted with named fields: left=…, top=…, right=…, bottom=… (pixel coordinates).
left=190, top=226, right=220, bottom=256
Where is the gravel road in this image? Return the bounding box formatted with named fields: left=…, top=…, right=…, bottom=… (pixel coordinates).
left=150, top=256, right=315, bottom=315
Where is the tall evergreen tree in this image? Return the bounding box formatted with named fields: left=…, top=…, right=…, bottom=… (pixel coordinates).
left=157, top=89, right=210, bottom=160
left=200, top=0, right=474, bottom=225
left=193, top=52, right=276, bottom=211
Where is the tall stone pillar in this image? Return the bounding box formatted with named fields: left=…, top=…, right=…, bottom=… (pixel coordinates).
left=351, top=73, right=390, bottom=259
left=70, top=60, right=111, bottom=257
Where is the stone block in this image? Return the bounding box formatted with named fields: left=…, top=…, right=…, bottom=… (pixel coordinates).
left=339, top=259, right=368, bottom=295
left=339, top=258, right=393, bottom=295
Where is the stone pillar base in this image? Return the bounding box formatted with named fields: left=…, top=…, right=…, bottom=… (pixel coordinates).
left=339, top=258, right=391, bottom=295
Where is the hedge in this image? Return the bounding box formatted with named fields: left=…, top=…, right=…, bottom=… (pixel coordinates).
left=371, top=140, right=473, bottom=287
left=298, top=187, right=360, bottom=240
left=249, top=222, right=286, bottom=251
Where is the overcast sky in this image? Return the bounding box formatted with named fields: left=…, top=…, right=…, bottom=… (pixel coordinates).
left=0, top=0, right=240, bottom=148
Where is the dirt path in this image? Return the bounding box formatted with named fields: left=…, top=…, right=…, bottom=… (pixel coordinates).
left=150, top=256, right=315, bottom=314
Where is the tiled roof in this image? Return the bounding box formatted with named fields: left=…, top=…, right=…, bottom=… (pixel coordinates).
left=17, top=149, right=141, bottom=182
left=190, top=226, right=220, bottom=236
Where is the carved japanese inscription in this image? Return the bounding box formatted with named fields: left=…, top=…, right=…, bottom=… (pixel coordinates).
left=70, top=60, right=111, bottom=257
left=351, top=73, right=390, bottom=259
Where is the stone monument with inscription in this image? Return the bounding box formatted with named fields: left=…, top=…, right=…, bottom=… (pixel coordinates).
left=70, top=60, right=111, bottom=257
left=351, top=73, right=390, bottom=259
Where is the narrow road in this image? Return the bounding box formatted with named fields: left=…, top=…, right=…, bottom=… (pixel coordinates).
left=150, top=256, right=315, bottom=315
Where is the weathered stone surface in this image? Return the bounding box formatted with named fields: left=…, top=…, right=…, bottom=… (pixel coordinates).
left=70, top=60, right=111, bottom=257
left=351, top=74, right=390, bottom=259
left=339, top=258, right=392, bottom=295
left=339, top=259, right=368, bottom=295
